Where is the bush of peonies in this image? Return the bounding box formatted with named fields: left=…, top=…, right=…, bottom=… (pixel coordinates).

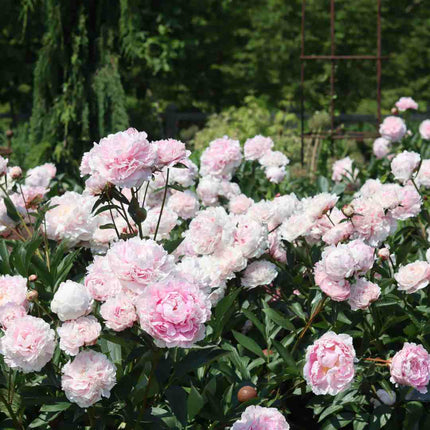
left=1, top=97, right=430, bottom=428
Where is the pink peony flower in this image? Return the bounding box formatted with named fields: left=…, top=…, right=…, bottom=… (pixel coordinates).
left=265, top=166, right=286, bottom=183
left=318, top=244, right=355, bottom=281
left=348, top=278, right=381, bottom=310
left=80, top=129, right=157, bottom=187
left=100, top=295, right=137, bottom=332
left=416, top=160, right=430, bottom=188
left=25, top=163, right=56, bottom=188
left=184, top=207, right=235, bottom=255
left=0, top=156, right=8, bottom=175
left=390, top=151, right=420, bottom=184
left=136, top=277, right=211, bottom=348
left=167, top=191, right=199, bottom=220
left=391, top=185, right=421, bottom=220
left=51, top=281, right=93, bottom=321
left=314, top=262, right=351, bottom=301
left=0, top=303, right=27, bottom=329
left=332, top=157, right=358, bottom=182
left=244, top=135, right=274, bottom=161
left=394, top=261, right=430, bottom=293
left=200, top=136, right=242, bottom=179
left=390, top=343, right=430, bottom=393
left=419, top=120, right=430, bottom=140
left=57, top=316, right=101, bottom=356
left=395, top=97, right=418, bottom=112
left=84, top=256, right=123, bottom=301
left=0, top=275, right=28, bottom=307
left=232, top=405, right=290, bottom=430
left=153, top=139, right=190, bottom=168
left=268, top=231, right=287, bottom=263
left=241, top=260, right=278, bottom=289
left=61, top=350, right=116, bottom=408
left=169, top=159, right=198, bottom=187
left=234, top=216, right=268, bottom=259
left=259, top=150, right=289, bottom=168
left=228, top=194, right=254, bottom=215
left=304, top=331, right=356, bottom=395
left=322, top=222, right=353, bottom=245
left=196, top=175, right=221, bottom=206
left=379, top=116, right=407, bottom=142
left=347, top=239, right=375, bottom=275
left=0, top=315, right=56, bottom=372
left=141, top=206, right=178, bottom=240
left=107, top=238, right=175, bottom=294
left=373, top=137, right=392, bottom=159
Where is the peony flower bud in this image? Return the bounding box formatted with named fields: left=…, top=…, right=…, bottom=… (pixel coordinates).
left=391, top=107, right=398, bottom=115
left=237, top=386, right=258, bottom=402
left=28, top=274, right=38, bottom=282
left=9, top=166, right=22, bottom=179
left=378, top=248, right=390, bottom=260
left=26, top=290, right=39, bottom=302
left=342, top=204, right=354, bottom=218
left=376, top=389, right=396, bottom=406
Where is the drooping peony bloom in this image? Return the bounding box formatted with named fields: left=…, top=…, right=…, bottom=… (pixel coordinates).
left=373, top=137, right=391, bottom=159
left=390, top=151, right=420, bottom=184
left=51, top=281, right=93, bottom=321
left=153, top=138, right=190, bottom=168
left=25, top=163, right=56, bottom=188
left=232, top=405, right=290, bottom=430
left=136, top=277, right=211, bottom=348
left=107, top=237, right=175, bottom=294
left=332, top=157, right=358, bottom=182
left=0, top=303, right=27, bottom=329
left=395, top=97, right=418, bottom=112
left=394, top=261, right=430, bottom=294
left=0, top=274, right=28, bottom=307
left=303, top=332, right=356, bottom=395
left=419, top=120, right=430, bottom=140
left=80, top=128, right=157, bottom=187
left=265, top=166, right=286, bottom=183
left=348, top=278, right=381, bottom=311
left=379, top=116, right=407, bottom=142
left=100, top=295, right=137, bottom=332
left=390, top=343, right=430, bottom=393
left=45, top=191, right=98, bottom=247
left=244, top=135, right=274, bottom=161
left=200, top=136, right=242, bottom=179
left=61, top=350, right=116, bottom=408
left=84, top=255, right=123, bottom=301
left=0, top=316, right=56, bottom=372
left=241, top=260, right=278, bottom=289
left=57, top=316, right=101, bottom=356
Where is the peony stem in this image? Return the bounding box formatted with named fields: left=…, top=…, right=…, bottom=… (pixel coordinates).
left=153, top=168, right=170, bottom=241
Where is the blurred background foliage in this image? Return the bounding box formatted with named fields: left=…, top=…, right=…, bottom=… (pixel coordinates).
left=1, top=0, right=429, bottom=172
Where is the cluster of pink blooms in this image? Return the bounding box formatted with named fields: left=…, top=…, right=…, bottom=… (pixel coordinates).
left=231, top=405, right=290, bottom=429
left=244, top=135, right=290, bottom=183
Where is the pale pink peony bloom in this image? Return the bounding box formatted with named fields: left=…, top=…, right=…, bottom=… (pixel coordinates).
left=57, top=316, right=101, bottom=356
left=107, top=237, right=175, bottom=294
left=303, top=331, right=356, bottom=395
left=347, top=239, right=375, bottom=275
left=379, top=116, right=407, bottom=142
left=200, top=136, right=242, bottom=179
left=416, top=160, right=430, bottom=188
left=280, top=213, right=314, bottom=242
left=318, top=244, right=355, bottom=281
left=332, top=157, right=358, bottom=182
left=390, top=343, right=430, bottom=393
left=259, top=150, right=289, bottom=168
left=100, top=295, right=137, bottom=332
left=394, top=261, right=430, bottom=293
left=390, top=151, right=420, bottom=183
left=373, top=137, right=392, bottom=159
left=61, top=350, right=116, bottom=408
left=348, top=278, right=381, bottom=311
left=167, top=191, right=199, bottom=219
left=228, top=194, right=254, bottom=215
left=314, top=262, right=351, bottom=301
left=136, top=277, right=211, bottom=348
left=169, top=159, right=198, bottom=187
left=391, top=185, right=421, bottom=220
left=51, top=281, right=93, bottom=321
left=0, top=274, right=28, bottom=307
left=219, top=180, right=241, bottom=199
left=45, top=191, right=98, bottom=247
left=0, top=156, right=8, bottom=175
left=196, top=175, right=221, bottom=206
left=268, top=230, right=287, bottom=263
left=153, top=138, right=190, bottom=168
left=419, top=120, right=430, bottom=140
left=247, top=200, right=276, bottom=226
left=265, top=166, right=286, bottom=183
left=184, top=207, right=235, bottom=255
left=241, top=260, right=278, bottom=289
left=81, top=129, right=157, bottom=187
left=232, top=405, right=290, bottom=430
left=12, top=185, right=48, bottom=209
left=84, top=256, right=123, bottom=301
left=25, top=163, right=56, bottom=188
left=244, top=135, right=274, bottom=161
left=84, top=174, right=107, bottom=195
left=322, top=221, right=353, bottom=245
left=0, top=315, right=56, bottom=372
left=234, top=216, right=268, bottom=259
left=302, top=193, right=339, bottom=221
left=395, top=97, right=418, bottom=112
left=210, top=246, right=247, bottom=281
left=0, top=303, right=27, bottom=329
left=141, top=206, right=178, bottom=240
left=271, top=194, right=300, bottom=226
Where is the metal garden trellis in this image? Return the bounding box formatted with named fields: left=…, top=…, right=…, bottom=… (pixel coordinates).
left=300, top=0, right=388, bottom=164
